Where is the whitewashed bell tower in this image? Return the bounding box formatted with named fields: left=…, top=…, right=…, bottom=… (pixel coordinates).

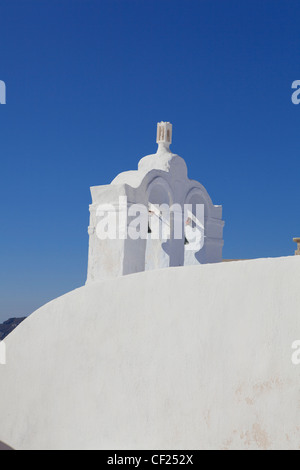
left=86, top=122, right=224, bottom=283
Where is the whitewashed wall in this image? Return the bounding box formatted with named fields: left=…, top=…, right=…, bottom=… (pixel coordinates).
left=87, top=146, right=224, bottom=283
left=0, top=257, right=300, bottom=450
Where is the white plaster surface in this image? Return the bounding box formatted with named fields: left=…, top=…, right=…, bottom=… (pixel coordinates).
left=87, top=142, right=224, bottom=283
left=1, top=256, right=300, bottom=450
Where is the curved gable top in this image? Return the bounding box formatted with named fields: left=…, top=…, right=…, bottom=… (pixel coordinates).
left=111, top=150, right=188, bottom=188
left=110, top=134, right=218, bottom=217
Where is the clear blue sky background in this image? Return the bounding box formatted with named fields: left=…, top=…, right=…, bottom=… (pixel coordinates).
left=0, top=0, right=299, bottom=322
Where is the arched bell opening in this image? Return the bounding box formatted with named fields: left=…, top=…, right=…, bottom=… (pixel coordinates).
left=145, top=178, right=174, bottom=271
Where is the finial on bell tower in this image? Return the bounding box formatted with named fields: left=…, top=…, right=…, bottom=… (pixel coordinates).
left=156, top=121, right=172, bottom=153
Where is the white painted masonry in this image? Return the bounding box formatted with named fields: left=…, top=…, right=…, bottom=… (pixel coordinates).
left=0, top=123, right=298, bottom=450
left=0, top=256, right=300, bottom=450
left=0, top=341, right=6, bottom=365
left=86, top=122, right=224, bottom=283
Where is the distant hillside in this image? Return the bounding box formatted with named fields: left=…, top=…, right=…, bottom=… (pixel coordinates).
left=0, top=318, right=26, bottom=340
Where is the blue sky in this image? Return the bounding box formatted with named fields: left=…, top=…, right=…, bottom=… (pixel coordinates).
left=0, top=0, right=300, bottom=322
